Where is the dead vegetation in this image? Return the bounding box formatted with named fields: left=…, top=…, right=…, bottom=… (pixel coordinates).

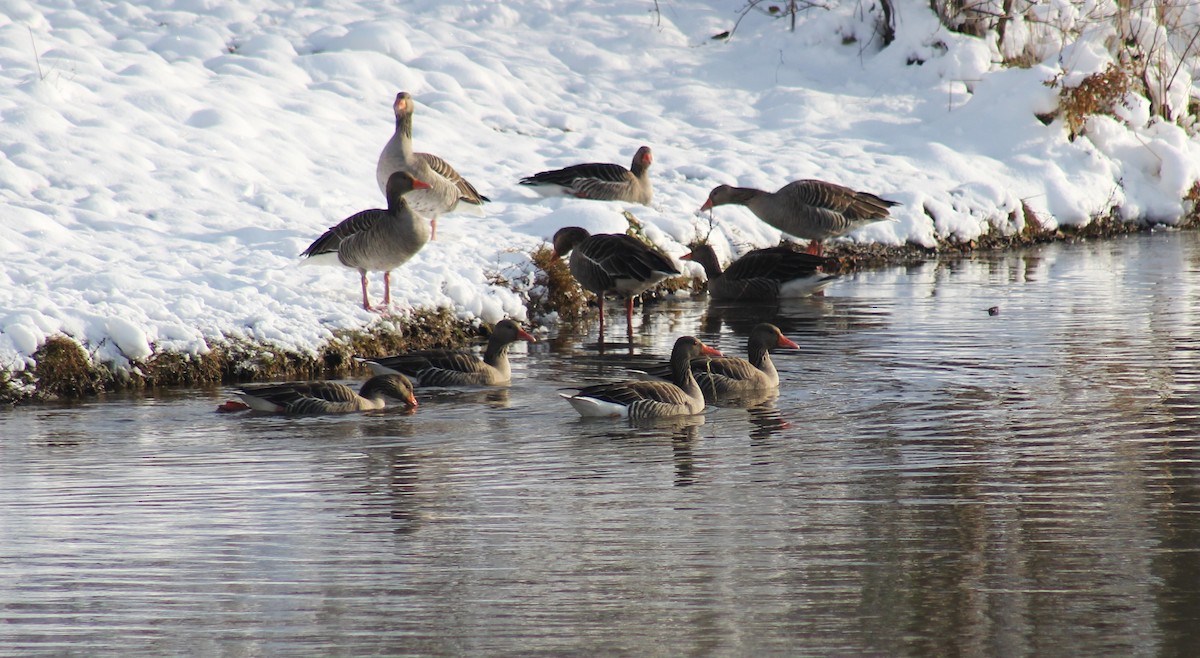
left=1046, top=63, right=1135, bottom=141
left=931, top=0, right=1199, bottom=129
left=1, top=308, right=479, bottom=405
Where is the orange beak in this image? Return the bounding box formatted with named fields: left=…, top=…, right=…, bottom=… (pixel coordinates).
left=700, top=198, right=713, bottom=212
left=701, top=344, right=723, bottom=357
left=680, top=252, right=693, bottom=261
left=517, top=329, right=537, bottom=342
left=777, top=335, right=799, bottom=349
left=412, top=178, right=433, bottom=190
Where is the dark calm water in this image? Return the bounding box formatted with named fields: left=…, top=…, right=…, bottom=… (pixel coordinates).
left=3, top=231, right=1200, bottom=656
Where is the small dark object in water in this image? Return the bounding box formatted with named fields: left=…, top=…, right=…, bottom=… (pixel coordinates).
left=987, top=306, right=1000, bottom=316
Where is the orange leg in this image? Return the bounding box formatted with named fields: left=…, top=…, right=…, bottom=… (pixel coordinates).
left=360, top=271, right=373, bottom=311
left=382, top=271, right=392, bottom=307
left=805, top=240, right=823, bottom=256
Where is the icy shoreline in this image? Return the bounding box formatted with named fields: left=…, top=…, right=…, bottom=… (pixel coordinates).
left=3, top=0, right=1199, bottom=400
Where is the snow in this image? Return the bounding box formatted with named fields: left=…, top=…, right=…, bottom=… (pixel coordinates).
left=1, top=0, right=1199, bottom=377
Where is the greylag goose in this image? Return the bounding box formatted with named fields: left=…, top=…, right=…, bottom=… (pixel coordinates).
left=552, top=226, right=680, bottom=339
left=519, top=146, right=653, bottom=205
left=376, top=91, right=489, bottom=240
left=700, top=180, right=899, bottom=255
left=683, top=243, right=838, bottom=301
left=360, top=319, right=536, bottom=386
left=561, top=336, right=722, bottom=419
left=230, top=374, right=417, bottom=414
left=301, top=172, right=430, bottom=311
left=639, top=324, right=798, bottom=397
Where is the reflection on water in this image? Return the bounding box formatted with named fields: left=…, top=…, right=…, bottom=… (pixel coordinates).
left=3, top=232, right=1200, bottom=655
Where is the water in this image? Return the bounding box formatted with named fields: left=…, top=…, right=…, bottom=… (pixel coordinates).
left=4, top=231, right=1200, bottom=656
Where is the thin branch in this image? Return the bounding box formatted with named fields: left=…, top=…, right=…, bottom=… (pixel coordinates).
left=1165, top=23, right=1200, bottom=95
left=28, top=27, right=44, bottom=80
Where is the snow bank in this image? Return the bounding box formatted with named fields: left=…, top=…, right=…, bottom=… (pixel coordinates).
left=0, top=0, right=1197, bottom=377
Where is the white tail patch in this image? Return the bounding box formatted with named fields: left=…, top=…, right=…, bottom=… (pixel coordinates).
left=521, top=184, right=572, bottom=198
left=452, top=199, right=487, bottom=216
left=560, top=393, right=628, bottom=418
left=362, top=360, right=399, bottom=377
left=298, top=252, right=345, bottom=269
left=779, top=274, right=839, bottom=298
left=352, top=357, right=396, bottom=377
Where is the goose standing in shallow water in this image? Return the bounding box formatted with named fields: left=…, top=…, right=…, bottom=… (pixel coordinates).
left=700, top=180, right=898, bottom=255
left=360, top=319, right=536, bottom=386
left=519, top=146, right=653, bottom=205
left=682, top=243, right=838, bottom=301
left=225, top=374, right=417, bottom=414
left=376, top=91, right=489, bottom=240
left=638, top=324, right=798, bottom=397
left=562, top=336, right=722, bottom=419
left=552, top=226, right=680, bottom=341
left=300, top=172, right=431, bottom=312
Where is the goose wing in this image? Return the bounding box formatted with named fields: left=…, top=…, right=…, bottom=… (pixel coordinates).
left=238, top=381, right=357, bottom=406
left=367, top=349, right=485, bottom=376
left=575, top=379, right=690, bottom=407
left=723, top=247, right=831, bottom=282
left=417, top=153, right=489, bottom=204
left=300, top=209, right=387, bottom=258
left=580, top=234, right=678, bottom=282
left=520, top=162, right=630, bottom=186
left=693, top=356, right=757, bottom=381
left=783, top=180, right=898, bottom=220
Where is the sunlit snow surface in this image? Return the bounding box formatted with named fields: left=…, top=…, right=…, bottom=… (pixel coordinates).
left=1, top=0, right=1197, bottom=374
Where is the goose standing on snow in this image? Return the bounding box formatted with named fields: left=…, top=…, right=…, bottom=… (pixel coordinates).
left=683, top=243, right=838, bottom=301
left=552, top=226, right=680, bottom=341
left=229, top=374, right=417, bottom=414
left=562, top=336, right=722, bottom=419
left=376, top=91, right=489, bottom=240
left=520, top=146, right=653, bottom=205
left=700, top=180, right=898, bottom=255
left=360, top=319, right=536, bottom=386
left=638, top=324, right=798, bottom=397
left=301, top=172, right=431, bottom=312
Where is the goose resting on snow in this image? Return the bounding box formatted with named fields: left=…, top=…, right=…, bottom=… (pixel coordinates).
left=300, top=172, right=431, bottom=312
left=376, top=91, right=489, bottom=240
left=701, top=179, right=898, bottom=255
left=520, top=146, right=653, bottom=205
left=561, top=336, right=722, bottom=419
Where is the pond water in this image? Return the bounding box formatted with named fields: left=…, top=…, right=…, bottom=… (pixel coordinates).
left=3, top=230, right=1200, bottom=656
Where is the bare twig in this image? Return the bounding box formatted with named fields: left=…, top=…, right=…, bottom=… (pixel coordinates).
left=28, top=27, right=44, bottom=80
left=1165, top=24, right=1200, bottom=106
left=723, top=0, right=828, bottom=41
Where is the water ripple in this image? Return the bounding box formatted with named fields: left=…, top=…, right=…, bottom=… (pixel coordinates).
left=4, top=233, right=1200, bottom=655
